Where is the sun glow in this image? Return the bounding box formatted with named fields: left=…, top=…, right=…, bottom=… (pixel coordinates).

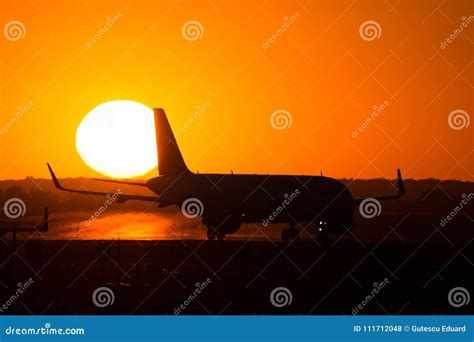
left=75, top=100, right=157, bottom=178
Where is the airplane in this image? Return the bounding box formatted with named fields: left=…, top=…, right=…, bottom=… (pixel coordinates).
left=47, top=108, right=405, bottom=241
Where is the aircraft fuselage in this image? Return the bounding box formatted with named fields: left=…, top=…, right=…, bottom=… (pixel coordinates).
left=147, top=173, right=355, bottom=229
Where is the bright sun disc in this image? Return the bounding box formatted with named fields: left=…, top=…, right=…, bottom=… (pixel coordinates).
left=76, top=100, right=157, bottom=178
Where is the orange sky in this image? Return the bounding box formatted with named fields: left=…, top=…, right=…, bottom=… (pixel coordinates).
left=0, top=0, right=472, bottom=181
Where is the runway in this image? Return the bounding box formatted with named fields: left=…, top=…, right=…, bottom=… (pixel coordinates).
left=1, top=237, right=472, bottom=315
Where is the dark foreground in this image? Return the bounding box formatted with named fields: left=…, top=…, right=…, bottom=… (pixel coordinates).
left=1, top=237, right=472, bottom=315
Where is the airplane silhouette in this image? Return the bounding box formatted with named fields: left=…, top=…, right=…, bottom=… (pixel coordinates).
left=47, top=108, right=405, bottom=241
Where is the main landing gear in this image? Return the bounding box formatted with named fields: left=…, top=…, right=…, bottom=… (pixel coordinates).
left=281, top=221, right=299, bottom=242
left=316, top=221, right=329, bottom=243
left=206, top=225, right=225, bottom=241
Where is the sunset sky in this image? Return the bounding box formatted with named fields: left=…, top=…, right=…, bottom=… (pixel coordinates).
left=0, top=0, right=472, bottom=181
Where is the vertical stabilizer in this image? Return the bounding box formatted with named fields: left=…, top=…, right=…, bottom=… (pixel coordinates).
left=154, top=108, right=190, bottom=177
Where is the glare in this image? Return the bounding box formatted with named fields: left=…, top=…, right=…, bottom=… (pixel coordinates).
left=76, top=100, right=157, bottom=178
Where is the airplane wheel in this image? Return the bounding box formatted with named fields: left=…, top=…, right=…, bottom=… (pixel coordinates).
left=289, top=229, right=299, bottom=240
left=316, top=228, right=329, bottom=243
left=281, top=228, right=298, bottom=242
left=206, top=227, right=217, bottom=240
left=281, top=229, right=291, bottom=242
left=206, top=226, right=225, bottom=240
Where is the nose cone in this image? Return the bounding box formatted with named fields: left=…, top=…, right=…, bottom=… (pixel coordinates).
left=338, top=182, right=356, bottom=212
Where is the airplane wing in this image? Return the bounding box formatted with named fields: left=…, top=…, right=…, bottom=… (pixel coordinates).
left=47, top=163, right=160, bottom=203
left=353, top=169, right=405, bottom=205
left=92, top=178, right=149, bottom=187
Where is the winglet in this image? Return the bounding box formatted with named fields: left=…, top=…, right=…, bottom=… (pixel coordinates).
left=47, top=163, right=65, bottom=190
left=354, top=169, right=406, bottom=205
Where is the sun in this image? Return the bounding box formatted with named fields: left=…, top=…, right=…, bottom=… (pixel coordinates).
left=76, top=100, right=157, bottom=178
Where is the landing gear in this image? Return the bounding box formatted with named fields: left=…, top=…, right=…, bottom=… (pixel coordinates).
left=316, top=220, right=329, bottom=243
left=316, top=226, right=329, bottom=243
left=206, top=226, right=225, bottom=241
left=281, top=221, right=299, bottom=242
left=206, top=227, right=216, bottom=240
left=281, top=228, right=299, bottom=242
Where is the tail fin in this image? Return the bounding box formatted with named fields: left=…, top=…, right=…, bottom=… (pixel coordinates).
left=154, top=108, right=191, bottom=177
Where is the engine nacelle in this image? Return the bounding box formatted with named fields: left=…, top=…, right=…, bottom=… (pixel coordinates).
left=202, top=210, right=242, bottom=234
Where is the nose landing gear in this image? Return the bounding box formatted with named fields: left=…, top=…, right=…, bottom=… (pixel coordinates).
left=281, top=221, right=299, bottom=242
left=316, top=221, right=329, bottom=243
